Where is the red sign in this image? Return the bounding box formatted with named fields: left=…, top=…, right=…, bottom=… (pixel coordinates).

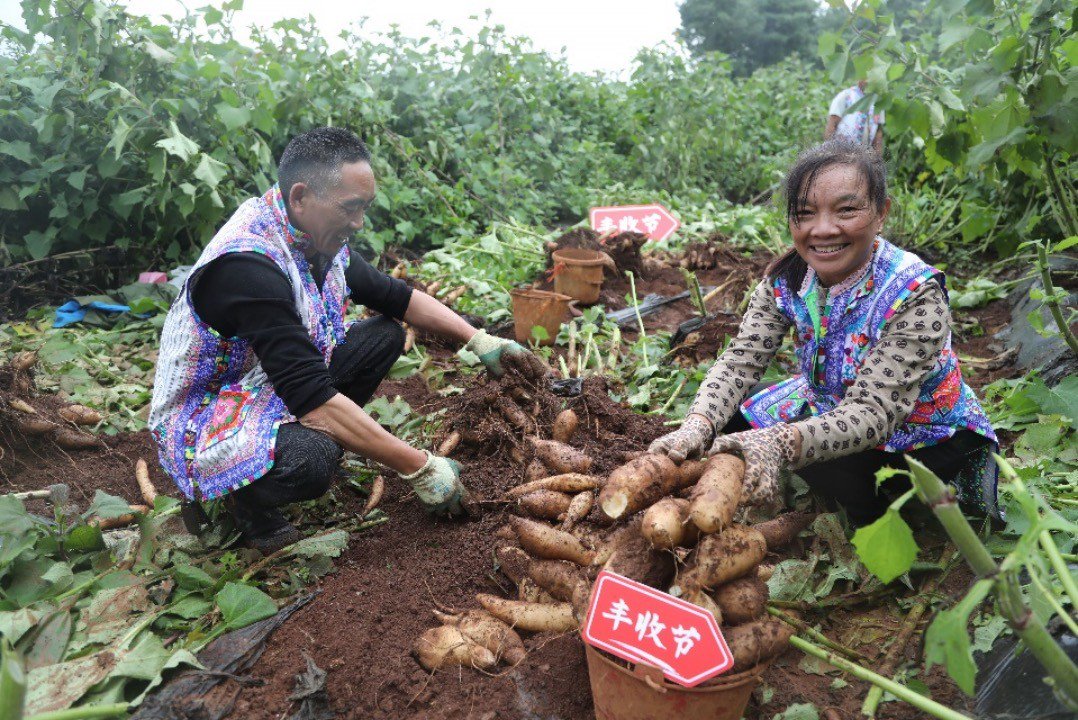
left=589, top=204, right=680, bottom=242
left=581, top=571, right=733, bottom=687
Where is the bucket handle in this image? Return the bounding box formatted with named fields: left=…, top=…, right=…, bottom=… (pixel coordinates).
left=632, top=662, right=668, bottom=694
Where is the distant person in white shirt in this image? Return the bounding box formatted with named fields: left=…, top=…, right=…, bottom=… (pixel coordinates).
left=825, top=80, right=884, bottom=153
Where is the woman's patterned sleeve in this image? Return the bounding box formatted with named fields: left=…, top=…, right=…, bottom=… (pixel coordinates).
left=793, top=279, right=949, bottom=467
left=688, top=280, right=791, bottom=431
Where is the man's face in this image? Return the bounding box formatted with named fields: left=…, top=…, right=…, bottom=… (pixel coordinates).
left=287, top=161, right=377, bottom=256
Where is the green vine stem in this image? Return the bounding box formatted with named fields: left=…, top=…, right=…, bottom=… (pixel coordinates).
left=1044, top=155, right=1078, bottom=237
left=25, top=704, right=129, bottom=720
left=788, top=635, right=972, bottom=720
left=907, top=457, right=1078, bottom=708
left=766, top=606, right=870, bottom=664
left=1035, top=242, right=1078, bottom=356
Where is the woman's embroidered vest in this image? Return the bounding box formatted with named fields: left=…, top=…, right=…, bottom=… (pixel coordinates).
left=741, top=240, right=998, bottom=513
left=148, top=187, right=350, bottom=500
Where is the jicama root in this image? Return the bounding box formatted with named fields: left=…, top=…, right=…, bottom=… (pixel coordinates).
left=476, top=593, right=578, bottom=632
left=518, top=577, right=557, bottom=603
left=524, top=459, right=548, bottom=482
left=682, top=589, right=723, bottom=625
left=641, top=498, right=698, bottom=550
left=91, top=504, right=150, bottom=530
left=756, top=563, right=775, bottom=582
left=712, top=575, right=769, bottom=625
left=599, top=453, right=678, bottom=521
left=134, top=458, right=158, bottom=505
left=525, top=558, right=590, bottom=603
left=425, top=280, right=443, bottom=296
left=552, top=409, right=579, bottom=443
left=495, top=545, right=532, bottom=585
left=677, top=459, right=708, bottom=488
left=414, top=625, right=496, bottom=671
left=603, top=524, right=675, bottom=588
left=688, top=454, right=744, bottom=533
left=560, top=491, right=593, bottom=530
left=505, top=473, right=599, bottom=498
left=724, top=616, right=795, bottom=671
left=496, top=397, right=533, bottom=433
left=17, top=418, right=55, bottom=436
left=510, top=516, right=594, bottom=565
left=443, top=285, right=467, bottom=306
left=529, top=438, right=593, bottom=475
left=517, top=490, right=573, bottom=521
left=58, top=404, right=103, bottom=426
left=436, top=431, right=462, bottom=456
left=362, top=475, right=385, bottom=517
left=403, top=326, right=416, bottom=353
left=674, top=525, right=768, bottom=593
left=10, top=351, right=37, bottom=373
left=433, top=609, right=527, bottom=666
left=753, top=512, right=816, bottom=551
left=53, top=429, right=102, bottom=450
left=8, top=399, right=36, bottom=415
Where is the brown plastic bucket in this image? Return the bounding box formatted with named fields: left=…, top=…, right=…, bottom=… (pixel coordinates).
left=552, top=248, right=605, bottom=304
left=510, top=288, right=572, bottom=346
left=585, top=644, right=765, bottom=720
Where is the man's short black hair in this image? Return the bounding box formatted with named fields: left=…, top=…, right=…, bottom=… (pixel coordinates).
left=277, top=127, right=371, bottom=206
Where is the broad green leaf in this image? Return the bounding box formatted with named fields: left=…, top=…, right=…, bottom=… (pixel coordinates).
left=107, top=116, right=132, bottom=160
left=193, top=153, right=229, bottom=188
left=287, top=529, right=348, bottom=559
left=767, top=558, right=819, bottom=601
left=83, top=491, right=134, bottom=521
left=772, top=703, right=819, bottom=720
left=65, top=524, right=104, bottom=552
left=215, top=582, right=276, bottom=630
left=924, top=579, right=993, bottom=695
left=173, top=564, right=215, bottom=590
left=155, top=121, right=199, bottom=161
left=0, top=603, right=55, bottom=645
left=0, top=497, right=35, bottom=537
left=1026, top=376, right=1078, bottom=430
left=23, top=230, right=54, bottom=260
left=1053, top=237, right=1078, bottom=253
left=22, top=610, right=71, bottom=671
left=0, top=141, right=32, bottom=164
left=851, top=509, right=918, bottom=583
left=215, top=103, right=250, bottom=131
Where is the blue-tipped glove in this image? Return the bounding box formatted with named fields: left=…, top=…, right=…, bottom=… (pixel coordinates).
left=400, top=451, right=469, bottom=516
left=464, top=329, right=548, bottom=380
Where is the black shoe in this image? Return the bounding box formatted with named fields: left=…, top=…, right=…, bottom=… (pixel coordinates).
left=243, top=523, right=303, bottom=555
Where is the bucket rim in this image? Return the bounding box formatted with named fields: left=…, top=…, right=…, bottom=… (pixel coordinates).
left=510, top=287, right=573, bottom=301
left=584, top=642, right=767, bottom=692
left=551, top=247, right=607, bottom=266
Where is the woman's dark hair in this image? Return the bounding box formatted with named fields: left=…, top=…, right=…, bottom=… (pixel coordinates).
left=278, top=127, right=371, bottom=207
left=766, top=139, right=888, bottom=288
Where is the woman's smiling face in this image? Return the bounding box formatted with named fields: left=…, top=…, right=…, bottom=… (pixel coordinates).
left=789, top=163, right=890, bottom=287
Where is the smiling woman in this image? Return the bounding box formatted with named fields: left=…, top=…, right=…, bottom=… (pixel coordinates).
left=649, top=139, right=1000, bottom=527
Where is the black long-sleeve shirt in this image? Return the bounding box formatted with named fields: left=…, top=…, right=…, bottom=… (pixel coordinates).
left=189, top=248, right=412, bottom=417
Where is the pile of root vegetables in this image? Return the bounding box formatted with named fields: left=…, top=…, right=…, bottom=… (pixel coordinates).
left=414, top=399, right=815, bottom=680
left=1, top=351, right=106, bottom=452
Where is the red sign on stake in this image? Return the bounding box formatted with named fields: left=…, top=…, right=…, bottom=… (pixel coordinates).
left=589, top=204, right=680, bottom=242
left=581, top=570, right=734, bottom=687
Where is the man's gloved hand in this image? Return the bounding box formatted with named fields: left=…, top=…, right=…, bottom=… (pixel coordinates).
left=708, top=423, right=800, bottom=504
left=400, top=451, right=469, bottom=517
left=647, top=415, right=714, bottom=463
left=464, top=329, right=547, bottom=380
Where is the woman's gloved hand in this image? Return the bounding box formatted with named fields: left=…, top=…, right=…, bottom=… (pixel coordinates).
left=708, top=423, right=800, bottom=503
left=400, top=451, right=469, bottom=516
left=464, top=329, right=547, bottom=380
left=647, top=415, right=714, bottom=463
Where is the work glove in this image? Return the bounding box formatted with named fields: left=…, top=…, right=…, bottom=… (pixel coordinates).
left=708, top=423, right=800, bottom=504
left=400, top=451, right=469, bottom=517
left=464, top=329, right=548, bottom=381
left=647, top=415, right=714, bottom=463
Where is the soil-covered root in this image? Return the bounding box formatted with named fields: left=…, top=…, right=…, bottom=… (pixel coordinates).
left=689, top=454, right=744, bottom=533
left=673, top=524, right=767, bottom=593
left=560, top=491, right=593, bottom=530
left=413, top=625, right=497, bottom=671
left=362, top=475, right=385, bottom=517
left=525, top=558, right=591, bottom=603
left=53, top=428, right=103, bottom=450
left=602, top=521, right=676, bottom=589
left=475, top=594, right=578, bottom=632
left=516, top=490, right=573, bottom=521
left=724, top=616, right=795, bottom=672
left=753, top=512, right=816, bottom=551
left=682, top=588, right=722, bottom=625
left=16, top=417, right=56, bottom=436
left=494, top=545, right=531, bottom=585
left=505, top=473, right=600, bottom=498
left=495, top=396, right=534, bottom=434
left=10, top=351, right=38, bottom=373
left=529, top=438, right=593, bottom=475
left=599, top=453, right=679, bottom=521
left=57, top=404, right=103, bottom=425
left=525, top=459, right=548, bottom=482
left=436, top=431, right=462, bottom=456
left=712, top=575, right=769, bottom=625
left=433, top=609, right=527, bottom=666
left=134, top=458, right=158, bottom=505
left=677, top=460, right=708, bottom=487
left=510, top=516, right=595, bottom=565
left=552, top=409, right=579, bottom=443
left=641, top=498, right=699, bottom=550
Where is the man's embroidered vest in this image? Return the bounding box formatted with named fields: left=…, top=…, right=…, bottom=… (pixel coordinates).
left=148, top=188, right=350, bottom=500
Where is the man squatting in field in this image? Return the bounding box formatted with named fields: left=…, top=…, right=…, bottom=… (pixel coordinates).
left=650, top=140, right=998, bottom=526
left=149, top=127, right=546, bottom=553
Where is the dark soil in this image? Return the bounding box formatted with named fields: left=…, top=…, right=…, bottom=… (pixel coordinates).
left=950, top=299, right=1021, bottom=391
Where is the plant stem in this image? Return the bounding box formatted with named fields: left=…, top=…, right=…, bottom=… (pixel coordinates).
left=789, top=635, right=972, bottom=720
left=0, top=640, right=26, bottom=720
left=25, top=704, right=129, bottom=720
left=1044, top=154, right=1078, bottom=237
left=1027, top=568, right=1078, bottom=636
left=655, top=379, right=686, bottom=417
left=1035, top=242, right=1078, bottom=356
left=1039, top=530, right=1078, bottom=621
left=625, top=270, right=648, bottom=350
left=766, top=606, right=869, bottom=664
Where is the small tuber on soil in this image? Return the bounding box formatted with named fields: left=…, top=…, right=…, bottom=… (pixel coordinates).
left=560, top=491, right=593, bottom=530
left=10, top=351, right=37, bottom=373
left=510, top=516, right=595, bottom=565
left=476, top=593, right=578, bottom=632
left=529, top=438, right=593, bottom=475
left=674, top=524, right=768, bottom=593
left=712, top=575, right=769, bottom=625
left=433, top=609, right=526, bottom=666
left=57, top=404, right=103, bottom=426
left=53, top=429, right=102, bottom=450
left=641, top=498, right=699, bottom=550
left=496, top=397, right=534, bottom=433
left=602, top=523, right=676, bottom=588
left=525, top=558, right=590, bottom=603
left=517, top=490, right=573, bottom=521
left=362, top=475, right=385, bottom=517
left=505, top=473, right=599, bottom=498
left=494, top=545, right=531, bottom=585
left=17, top=418, right=55, bottom=437
left=753, top=512, right=816, bottom=551
left=599, top=453, right=679, bottom=521
left=436, top=431, right=462, bottom=457
left=134, top=458, right=158, bottom=505
left=524, top=459, right=548, bottom=482
left=724, top=616, right=795, bottom=672
left=551, top=409, right=579, bottom=443
left=413, top=625, right=496, bottom=671
left=688, top=453, right=744, bottom=533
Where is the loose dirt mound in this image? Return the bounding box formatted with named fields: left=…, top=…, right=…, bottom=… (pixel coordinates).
left=549, top=228, right=648, bottom=277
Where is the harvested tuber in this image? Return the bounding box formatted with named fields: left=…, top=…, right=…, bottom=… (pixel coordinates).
left=551, top=409, right=579, bottom=443
left=599, top=453, right=678, bottom=521
left=524, top=459, right=548, bottom=482
left=756, top=564, right=775, bottom=582
left=362, top=475, right=385, bottom=517
left=476, top=594, right=578, bottom=632
left=91, top=504, right=150, bottom=530
left=529, top=438, right=593, bottom=475
left=510, top=516, right=594, bottom=565
left=725, top=616, right=795, bottom=672
left=433, top=609, right=526, bottom=666
left=712, top=575, right=769, bottom=625
left=495, top=545, right=531, bottom=585
left=641, top=498, right=698, bottom=550
left=603, top=521, right=676, bottom=588
left=58, top=404, right=103, bottom=426
left=689, top=454, right=744, bottom=533
left=134, top=458, right=158, bottom=505
left=436, top=431, right=462, bottom=457
left=496, top=397, right=533, bottom=433
left=517, top=490, right=573, bottom=521
left=682, top=589, right=723, bottom=625
left=560, top=491, right=593, bottom=530
left=677, top=459, right=708, bottom=488
left=413, top=625, right=496, bottom=671
left=674, top=524, right=768, bottom=593
left=8, top=399, right=36, bottom=415
left=753, top=512, right=816, bottom=551
left=53, top=429, right=102, bottom=450
left=505, top=473, right=599, bottom=498
left=525, top=558, right=590, bottom=603
left=17, top=418, right=55, bottom=437
left=10, top=351, right=37, bottom=373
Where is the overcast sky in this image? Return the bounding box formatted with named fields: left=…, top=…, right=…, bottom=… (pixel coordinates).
left=0, top=0, right=685, bottom=75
